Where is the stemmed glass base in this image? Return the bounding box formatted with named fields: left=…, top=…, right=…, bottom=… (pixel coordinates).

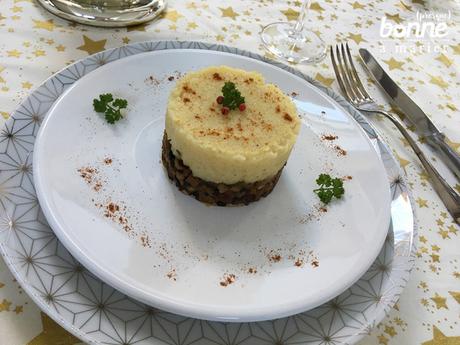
left=37, top=0, right=165, bottom=27
left=261, top=22, right=327, bottom=64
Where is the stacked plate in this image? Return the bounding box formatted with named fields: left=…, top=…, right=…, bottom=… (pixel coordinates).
left=0, top=41, right=416, bottom=345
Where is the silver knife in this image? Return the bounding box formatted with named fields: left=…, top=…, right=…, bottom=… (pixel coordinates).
left=359, top=48, right=460, bottom=180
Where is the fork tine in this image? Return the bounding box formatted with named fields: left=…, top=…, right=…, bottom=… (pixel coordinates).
left=344, top=43, right=371, bottom=100
left=340, top=43, right=366, bottom=102
left=335, top=44, right=359, bottom=102
left=330, top=46, right=351, bottom=102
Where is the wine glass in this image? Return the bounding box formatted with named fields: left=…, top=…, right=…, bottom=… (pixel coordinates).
left=261, top=0, right=327, bottom=64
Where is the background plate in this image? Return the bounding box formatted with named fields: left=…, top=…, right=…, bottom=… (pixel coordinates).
left=0, top=41, right=415, bottom=344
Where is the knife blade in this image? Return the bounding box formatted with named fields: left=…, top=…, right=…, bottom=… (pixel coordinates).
left=359, top=48, right=460, bottom=180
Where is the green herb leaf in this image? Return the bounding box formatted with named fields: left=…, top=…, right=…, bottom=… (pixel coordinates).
left=221, top=82, right=245, bottom=110
left=113, top=98, right=128, bottom=109
left=104, top=106, right=121, bottom=124
left=93, top=98, right=107, bottom=113
left=100, top=93, right=113, bottom=103
left=92, top=93, right=127, bottom=124
left=313, top=174, right=345, bottom=204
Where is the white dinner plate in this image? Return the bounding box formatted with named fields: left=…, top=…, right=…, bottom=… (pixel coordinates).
left=33, top=49, right=391, bottom=322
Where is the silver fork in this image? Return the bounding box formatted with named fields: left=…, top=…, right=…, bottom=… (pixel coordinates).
left=330, top=43, right=460, bottom=224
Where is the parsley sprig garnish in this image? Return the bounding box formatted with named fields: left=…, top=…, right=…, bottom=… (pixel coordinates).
left=221, top=82, right=245, bottom=110
left=93, top=93, right=128, bottom=124
left=313, top=174, right=345, bottom=204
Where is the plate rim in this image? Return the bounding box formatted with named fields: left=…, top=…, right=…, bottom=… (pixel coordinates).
left=32, top=47, right=392, bottom=322
left=0, top=40, right=417, bottom=345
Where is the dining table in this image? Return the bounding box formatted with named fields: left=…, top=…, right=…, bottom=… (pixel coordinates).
left=0, top=0, right=459, bottom=344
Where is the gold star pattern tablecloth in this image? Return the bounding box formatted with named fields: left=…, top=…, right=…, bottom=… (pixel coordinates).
left=0, top=0, right=459, bottom=344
